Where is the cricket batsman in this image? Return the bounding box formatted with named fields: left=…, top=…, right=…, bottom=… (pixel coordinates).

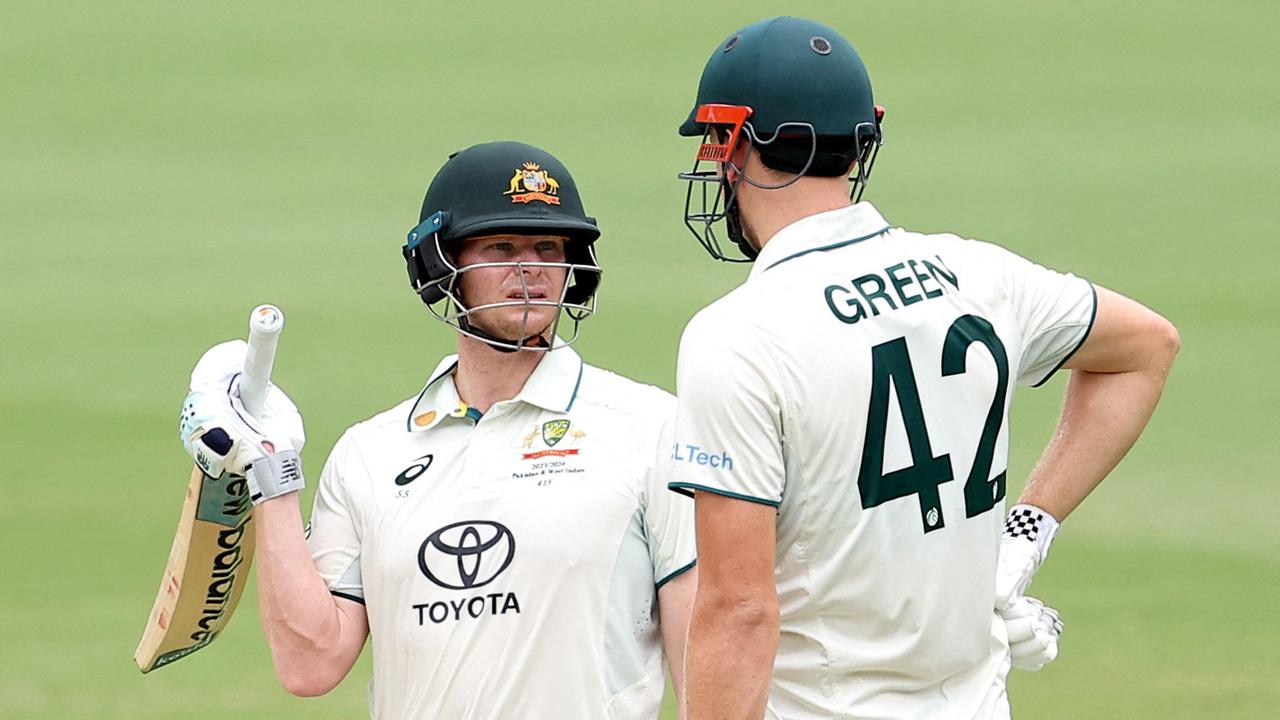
left=668, top=17, right=1180, bottom=719
left=178, top=141, right=697, bottom=718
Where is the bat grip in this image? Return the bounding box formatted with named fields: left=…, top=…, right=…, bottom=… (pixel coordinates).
left=240, top=305, right=284, bottom=418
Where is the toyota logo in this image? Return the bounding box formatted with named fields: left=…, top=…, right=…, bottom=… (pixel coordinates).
left=418, top=520, right=516, bottom=590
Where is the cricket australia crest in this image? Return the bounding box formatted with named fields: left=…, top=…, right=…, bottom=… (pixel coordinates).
left=518, top=419, right=587, bottom=460
left=542, top=419, right=571, bottom=447
left=504, top=162, right=561, bottom=205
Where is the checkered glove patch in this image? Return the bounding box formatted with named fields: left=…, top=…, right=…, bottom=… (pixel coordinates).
left=995, top=504, right=1060, bottom=609
left=1002, top=504, right=1059, bottom=562
left=1004, top=505, right=1056, bottom=549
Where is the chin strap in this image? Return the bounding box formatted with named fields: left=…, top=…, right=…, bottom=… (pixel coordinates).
left=721, top=177, right=759, bottom=261
left=457, top=317, right=550, bottom=353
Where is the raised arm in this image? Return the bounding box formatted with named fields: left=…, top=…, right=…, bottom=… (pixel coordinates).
left=179, top=341, right=369, bottom=695
left=253, top=493, right=368, bottom=695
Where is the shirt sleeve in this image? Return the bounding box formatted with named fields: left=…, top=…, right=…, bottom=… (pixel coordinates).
left=641, top=401, right=697, bottom=588
left=987, top=243, right=1098, bottom=387
left=306, top=432, right=366, bottom=604
left=668, top=307, right=786, bottom=507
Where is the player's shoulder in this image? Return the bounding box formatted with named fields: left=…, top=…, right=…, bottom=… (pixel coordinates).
left=684, top=286, right=759, bottom=335
left=892, top=226, right=1032, bottom=267
left=334, top=396, right=419, bottom=446
left=679, top=289, right=779, bottom=362
left=884, top=225, right=1002, bottom=260
left=573, top=363, right=675, bottom=422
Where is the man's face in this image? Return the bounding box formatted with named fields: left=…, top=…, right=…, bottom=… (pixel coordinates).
left=454, top=234, right=570, bottom=342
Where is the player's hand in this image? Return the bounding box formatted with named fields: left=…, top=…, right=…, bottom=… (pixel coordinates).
left=179, top=340, right=306, bottom=503
left=999, top=595, right=1063, bottom=671
left=994, top=504, right=1060, bottom=609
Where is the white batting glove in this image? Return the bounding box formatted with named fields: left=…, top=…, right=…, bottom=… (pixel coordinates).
left=178, top=340, right=306, bottom=504
left=994, top=504, right=1060, bottom=609
left=999, top=595, right=1063, bottom=671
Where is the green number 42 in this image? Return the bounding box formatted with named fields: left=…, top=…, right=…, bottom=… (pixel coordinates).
left=857, top=314, right=1009, bottom=534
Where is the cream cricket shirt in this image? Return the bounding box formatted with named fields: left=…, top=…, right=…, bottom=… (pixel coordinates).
left=670, top=203, right=1096, bottom=720
left=307, top=346, right=696, bottom=720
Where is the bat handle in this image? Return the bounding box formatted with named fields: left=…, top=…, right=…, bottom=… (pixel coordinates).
left=241, top=305, right=284, bottom=418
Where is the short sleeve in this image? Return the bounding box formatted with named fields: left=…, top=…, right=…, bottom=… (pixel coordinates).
left=993, top=246, right=1097, bottom=387
left=306, top=433, right=366, bottom=604
left=641, top=406, right=697, bottom=588
left=668, top=308, right=786, bottom=507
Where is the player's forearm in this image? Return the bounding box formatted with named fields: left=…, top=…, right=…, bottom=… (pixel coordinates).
left=684, top=590, right=779, bottom=720
left=1020, top=362, right=1173, bottom=521
left=253, top=494, right=358, bottom=695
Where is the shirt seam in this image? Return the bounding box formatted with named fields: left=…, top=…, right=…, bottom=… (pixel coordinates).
left=655, top=559, right=698, bottom=590
left=753, top=322, right=790, bottom=504
left=345, top=436, right=374, bottom=547
left=330, top=590, right=365, bottom=605
left=563, top=355, right=585, bottom=412
left=405, top=360, right=459, bottom=432
left=1030, top=281, right=1098, bottom=388
left=667, top=482, right=780, bottom=508
left=762, top=225, right=892, bottom=272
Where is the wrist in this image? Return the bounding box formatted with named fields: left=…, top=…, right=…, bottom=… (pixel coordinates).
left=1004, top=503, right=1060, bottom=564
left=247, top=450, right=305, bottom=505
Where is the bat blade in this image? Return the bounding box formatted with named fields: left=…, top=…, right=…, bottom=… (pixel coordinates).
left=135, top=305, right=283, bottom=673
left=134, top=468, right=256, bottom=672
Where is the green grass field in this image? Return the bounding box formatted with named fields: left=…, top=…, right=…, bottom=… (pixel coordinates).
left=3, top=1, right=1278, bottom=717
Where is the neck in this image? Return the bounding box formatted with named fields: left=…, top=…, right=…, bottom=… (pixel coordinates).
left=738, top=173, right=853, bottom=253
left=453, top=333, right=546, bottom=413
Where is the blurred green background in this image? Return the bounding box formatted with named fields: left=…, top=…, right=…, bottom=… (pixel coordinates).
left=3, top=1, right=1277, bottom=717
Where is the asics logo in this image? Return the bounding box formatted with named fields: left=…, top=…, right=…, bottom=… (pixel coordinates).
left=395, top=454, right=434, bottom=486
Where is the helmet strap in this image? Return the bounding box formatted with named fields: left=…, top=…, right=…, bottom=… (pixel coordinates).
left=720, top=176, right=758, bottom=260
left=457, top=315, right=551, bottom=354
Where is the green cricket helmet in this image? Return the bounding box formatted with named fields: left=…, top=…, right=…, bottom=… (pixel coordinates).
left=402, top=141, right=602, bottom=351
left=677, top=17, right=885, bottom=262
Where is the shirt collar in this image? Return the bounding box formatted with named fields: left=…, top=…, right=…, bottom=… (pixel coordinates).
left=749, top=202, right=893, bottom=279
left=405, top=345, right=586, bottom=433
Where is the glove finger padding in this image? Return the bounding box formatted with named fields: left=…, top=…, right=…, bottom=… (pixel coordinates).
left=179, top=340, right=306, bottom=479
left=180, top=390, right=238, bottom=478
left=188, top=339, right=305, bottom=450
left=255, top=378, right=305, bottom=454
left=1000, top=596, right=1062, bottom=672
left=190, top=340, right=251, bottom=389
left=1008, top=636, right=1058, bottom=671
left=180, top=385, right=282, bottom=478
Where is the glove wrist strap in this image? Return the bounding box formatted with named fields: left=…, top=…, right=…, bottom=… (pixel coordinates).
left=246, top=450, right=305, bottom=505
left=1004, top=503, right=1060, bottom=563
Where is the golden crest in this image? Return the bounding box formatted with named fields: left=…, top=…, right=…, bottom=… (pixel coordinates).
left=503, top=162, right=561, bottom=205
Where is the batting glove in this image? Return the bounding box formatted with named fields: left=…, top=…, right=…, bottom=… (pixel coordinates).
left=179, top=340, right=306, bottom=504
left=999, top=595, right=1063, bottom=671
left=994, top=504, right=1060, bottom=609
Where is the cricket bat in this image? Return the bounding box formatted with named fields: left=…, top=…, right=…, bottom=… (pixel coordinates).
left=134, top=304, right=285, bottom=673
